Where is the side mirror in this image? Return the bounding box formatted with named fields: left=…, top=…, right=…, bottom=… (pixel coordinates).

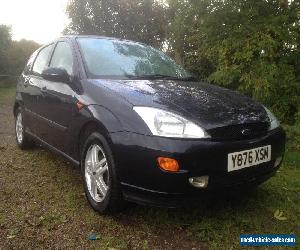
left=41, top=67, right=70, bottom=83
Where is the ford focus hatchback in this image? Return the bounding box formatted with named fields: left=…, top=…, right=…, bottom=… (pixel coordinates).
left=14, top=36, right=285, bottom=213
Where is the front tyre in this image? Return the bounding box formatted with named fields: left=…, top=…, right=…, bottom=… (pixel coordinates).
left=15, top=107, right=34, bottom=149
left=81, top=132, right=126, bottom=214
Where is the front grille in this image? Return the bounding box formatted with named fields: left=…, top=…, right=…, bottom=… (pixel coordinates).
left=208, top=122, right=270, bottom=141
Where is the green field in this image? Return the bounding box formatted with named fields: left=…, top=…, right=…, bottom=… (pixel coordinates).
left=0, top=85, right=299, bottom=249
left=0, top=84, right=16, bottom=104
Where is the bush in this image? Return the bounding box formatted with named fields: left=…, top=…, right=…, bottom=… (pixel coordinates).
left=168, top=0, right=300, bottom=124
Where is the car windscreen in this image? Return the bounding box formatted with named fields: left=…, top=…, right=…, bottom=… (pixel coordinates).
left=77, top=38, right=192, bottom=80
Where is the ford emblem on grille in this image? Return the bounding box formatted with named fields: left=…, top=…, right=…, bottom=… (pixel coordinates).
left=241, top=128, right=252, bottom=136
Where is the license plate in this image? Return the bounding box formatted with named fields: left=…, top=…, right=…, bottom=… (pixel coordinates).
left=227, top=145, right=271, bottom=172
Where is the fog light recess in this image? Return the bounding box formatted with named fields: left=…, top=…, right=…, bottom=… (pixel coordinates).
left=274, top=156, right=283, bottom=168
left=189, top=176, right=209, bottom=188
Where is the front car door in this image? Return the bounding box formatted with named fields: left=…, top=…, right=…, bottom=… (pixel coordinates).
left=39, top=40, right=78, bottom=153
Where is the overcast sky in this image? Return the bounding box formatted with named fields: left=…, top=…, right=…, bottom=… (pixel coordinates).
left=0, top=0, right=69, bottom=44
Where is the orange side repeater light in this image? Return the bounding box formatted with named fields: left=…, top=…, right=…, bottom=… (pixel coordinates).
left=157, top=157, right=180, bottom=172
left=76, top=101, right=85, bottom=110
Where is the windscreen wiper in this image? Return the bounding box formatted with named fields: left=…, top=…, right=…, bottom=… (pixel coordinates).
left=125, top=74, right=177, bottom=80
left=179, top=76, right=197, bottom=81
left=125, top=74, right=196, bottom=81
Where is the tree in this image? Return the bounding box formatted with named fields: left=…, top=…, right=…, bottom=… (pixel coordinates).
left=64, top=0, right=168, bottom=48
left=168, top=0, right=300, bottom=123
left=0, top=25, right=12, bottom=74
left=7, top=39, right=40, bottom=75
left=0, top=24, right=39, bottom=77
left=64, top=0, right=300, bottom=122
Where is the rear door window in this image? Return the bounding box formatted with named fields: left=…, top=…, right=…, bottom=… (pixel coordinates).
left=23, top=50, right=38, bottom=75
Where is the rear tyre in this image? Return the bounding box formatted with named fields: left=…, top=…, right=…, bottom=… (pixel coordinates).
left=15, top=107, right=35, bottom=150
left=81, top=131, right=126, bottom=214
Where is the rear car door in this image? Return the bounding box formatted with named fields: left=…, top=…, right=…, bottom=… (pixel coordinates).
left=39, top=40, right=78, bottom=153
left=19, top=50, right=38, bottom=133
left=23, top=44, right=54, bottom=137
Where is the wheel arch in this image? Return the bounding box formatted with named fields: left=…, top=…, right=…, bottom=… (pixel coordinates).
left=77, top=120, right=113, bottom=159
left=74, top=104, right=124, bottom=163
left=13, top=101, right=21, bottom=117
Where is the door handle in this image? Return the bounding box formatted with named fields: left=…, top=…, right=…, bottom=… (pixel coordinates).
left=41, top=86, right=47, bottom=92
left=24, top=78, right=30, bottom=87
left=41, top=86, right=48, bottom=95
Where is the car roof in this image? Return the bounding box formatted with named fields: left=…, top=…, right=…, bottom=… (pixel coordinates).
left=34, top=35, right=148, bottom=65
left=59, top=35, right=145, bottom=46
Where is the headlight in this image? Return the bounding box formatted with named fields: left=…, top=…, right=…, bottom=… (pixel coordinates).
left=263, top=106, right=280, bottom=130
left=133, top=107, right=210, bottom=138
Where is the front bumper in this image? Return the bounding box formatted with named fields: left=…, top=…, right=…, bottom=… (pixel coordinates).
left=110, top=127, right=285, bottom=207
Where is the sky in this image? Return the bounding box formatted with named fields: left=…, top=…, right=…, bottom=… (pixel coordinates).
left=0, top=0, right=69, bottom=44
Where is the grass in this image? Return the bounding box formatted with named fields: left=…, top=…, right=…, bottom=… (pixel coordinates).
left=0, top=84, right=299, bottom=249
left=0, top=83, right=16, bottom=105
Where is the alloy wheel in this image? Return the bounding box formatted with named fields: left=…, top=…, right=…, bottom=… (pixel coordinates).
left=84, top=144, right=110, bottom=202
left=16, top=112, right=23, bottom=144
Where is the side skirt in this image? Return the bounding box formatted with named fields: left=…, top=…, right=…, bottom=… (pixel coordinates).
left=26, top=130, right=80, bottom=166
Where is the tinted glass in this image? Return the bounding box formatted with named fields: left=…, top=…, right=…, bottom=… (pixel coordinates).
left=32, top=44, right=54, bottom=75
left=24, top=50, right=38, bottom=75
left=50, top=42, right=73, bottom=75
left=77, top=38, right=191, bottom=79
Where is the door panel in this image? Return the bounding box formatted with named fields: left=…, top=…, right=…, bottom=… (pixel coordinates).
left=37, top=40, right=77, bottom=154
left=23, top=44, right=54, bottom=138
left=22, top=76, right=44, bottom=136
left=39, top=80, right=76, bottom=152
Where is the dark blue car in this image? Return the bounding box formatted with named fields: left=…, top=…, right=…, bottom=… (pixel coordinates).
left=14, top=36, right=285, bottom=213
